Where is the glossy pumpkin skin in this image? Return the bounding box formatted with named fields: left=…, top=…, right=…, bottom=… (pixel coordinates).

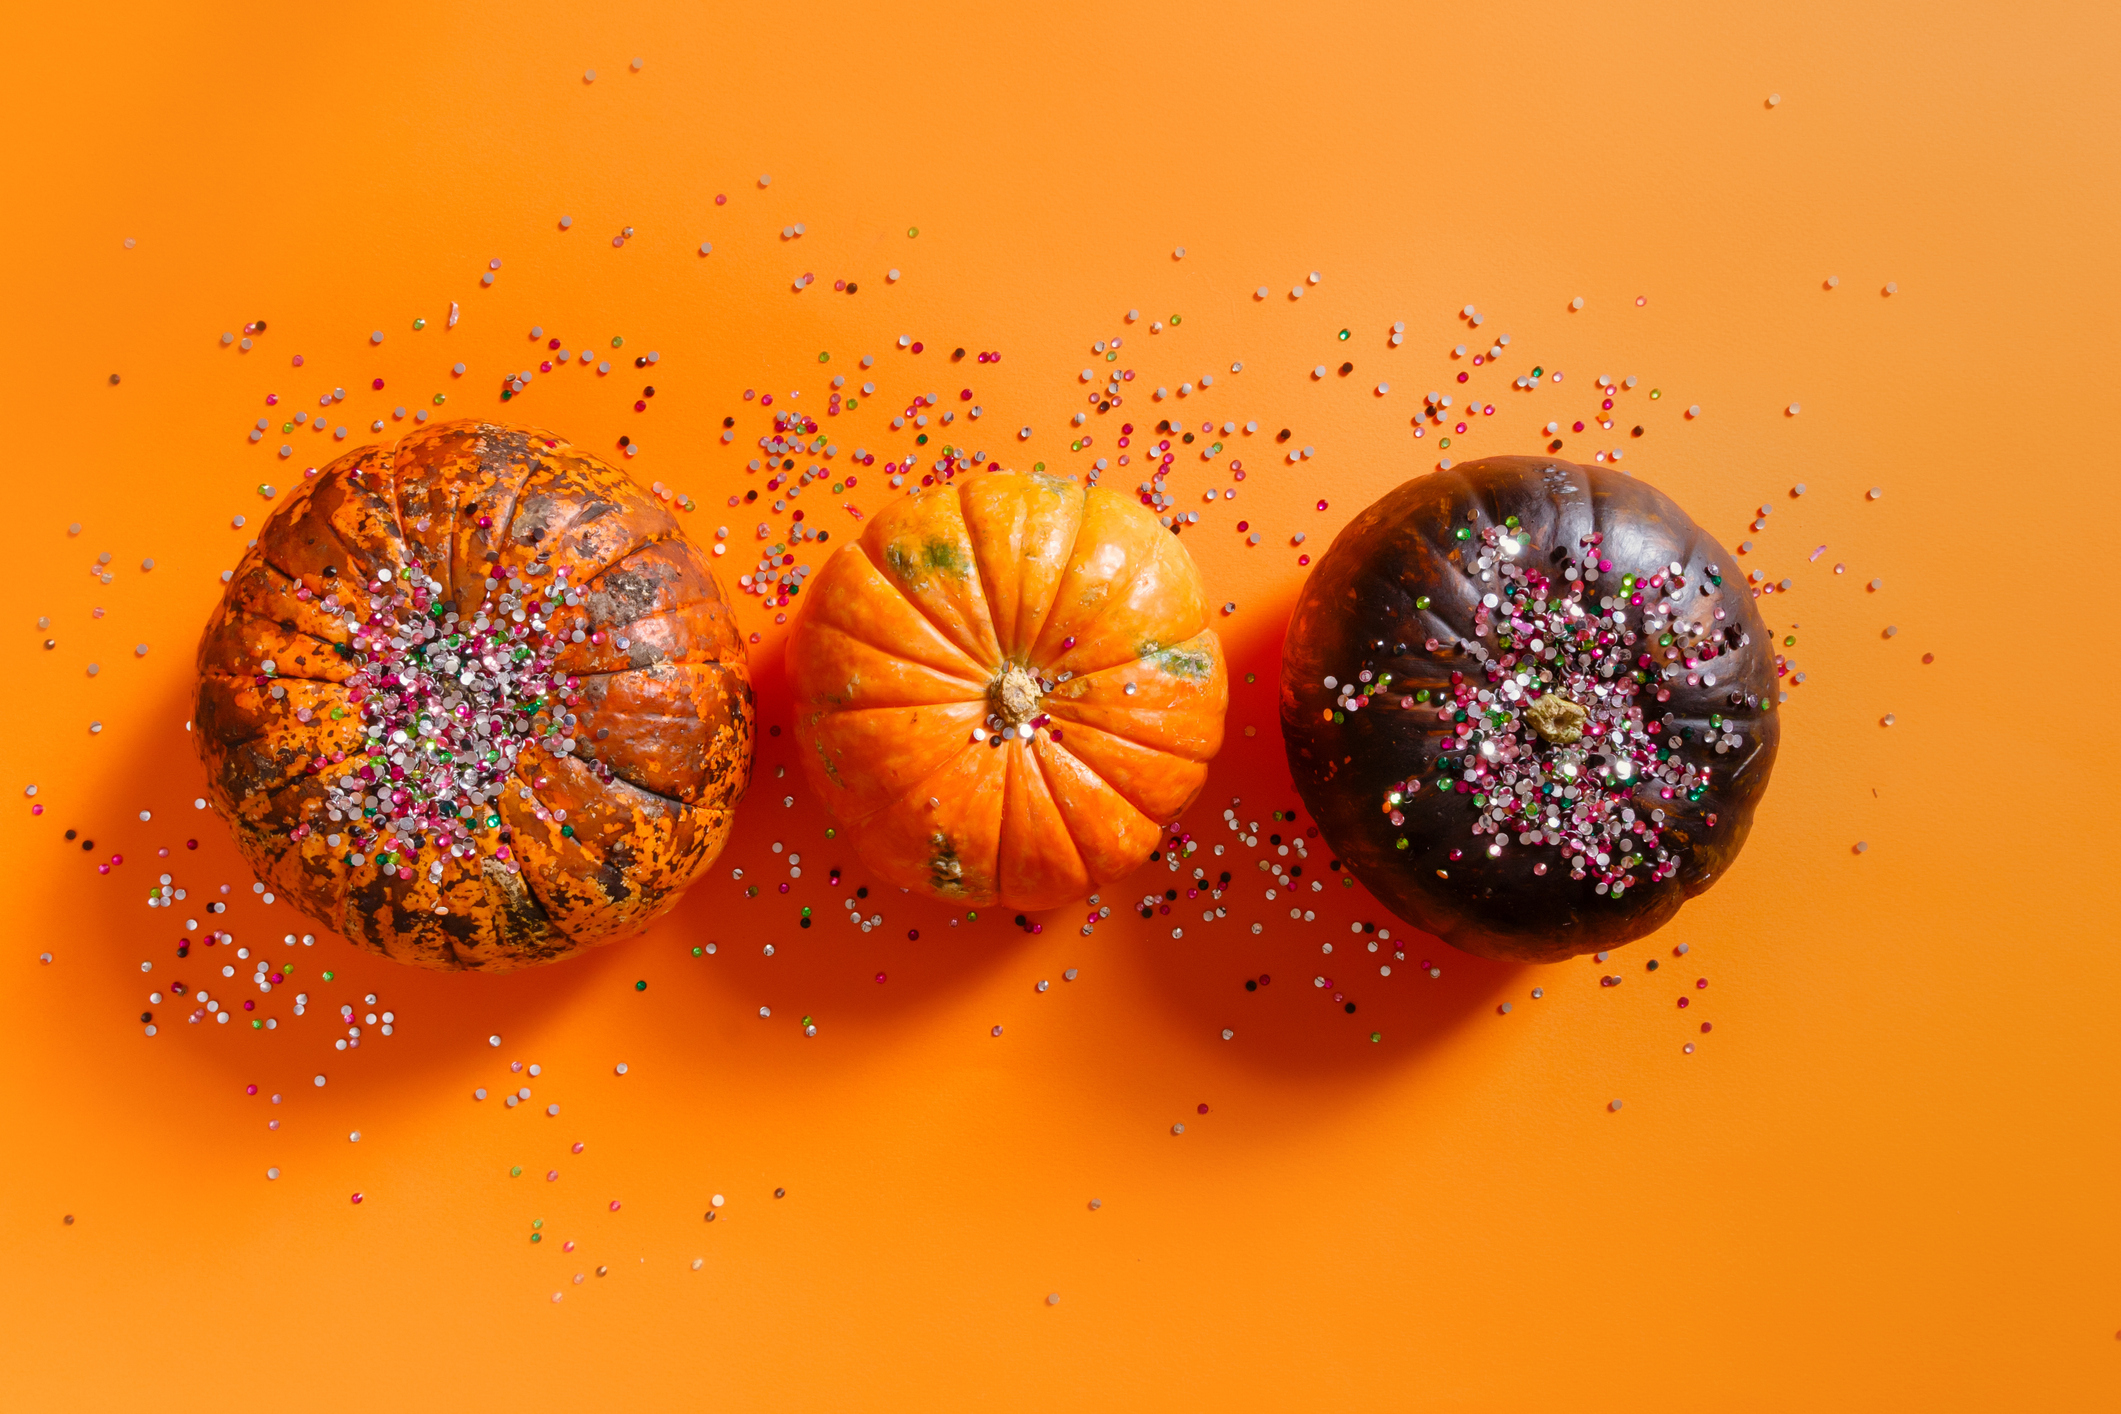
left=193, top=421, right=753, bottom=971
left=1280, top=457, right=1778, bottom=962
left=788, top=468, right=1227, bottom=911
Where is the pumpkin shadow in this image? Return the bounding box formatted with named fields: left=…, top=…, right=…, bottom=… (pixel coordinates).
left=79, top=646, right=1035, bottom=1109
left=639, top=634, right=1043, bottom=1060
left=1122, top=597, right=1532, bottom=1083
left=71, top=679, right=606, bottom=1098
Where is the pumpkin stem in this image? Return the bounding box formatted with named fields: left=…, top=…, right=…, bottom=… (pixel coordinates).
left=1525, top=692, right=1589, bottom=745
left=989, top=663, right=1044, bottom=727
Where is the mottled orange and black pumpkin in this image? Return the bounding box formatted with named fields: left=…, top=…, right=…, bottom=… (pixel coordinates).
left=194, top=421, right=753, bottom=970
left=1281, top=457, right=1778, bottom=962
left=787, top=467, right=1227, bottom=911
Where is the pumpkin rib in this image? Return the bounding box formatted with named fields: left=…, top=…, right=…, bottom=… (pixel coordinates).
left=588, top=532, right=723, bottom=607
left=1033, top=508, right=1210, bottom=680
left=257, top=508, right=387, bottom=606
left=1025, top=735, right=1144, bottom=876
left=554, top=521, right=674, bottom=599
left=385, top=423, right=494, bottom=608
left=505, top=753, right=689, bottom=944
left=955, top=471, right=1087, bottom=661
left=234, top=547, right=364, bottom=642
left=855, top=739, right=1009, bottom=901
left=993, top=741, right=1094, bottom=909
left=1027, top=719, right=1206, bottom=825
left=784, top=620, right=988, bottom=709
left=552, top=604, right=748, bottom=674
left=836, top=732, right=980, bottom=831
left=794, top=565, right=990, bottom=689
left=195, top=676, right=352, bottom=757
left=1038, top=630, right=1227, bottom=763
left=474, top=427, right=553, bottom=569
left=800, top=700, right=989, bottom=819
left=230, top=575, right=369, bottom=667
left=496, top=441, right=685, bottom=593
left=853, top=498, right=1005, bottom=671
left=440, top=427, right=545, bottom=604
left=343, top=451, right=413, bottom=568
left=310, top=447, right=409, bottom=570
left=204, top=614, right=348, bottom=678
left=853, top=530, right=984, bottom=667
left=539, top=721, right=713, bottom=812
left=225, top=781, right=363, bottom=933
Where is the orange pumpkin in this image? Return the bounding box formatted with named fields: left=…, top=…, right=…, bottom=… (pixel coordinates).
left=193, top=421, right=753, bottom=971
left=787, top=467, right=1227, bottom=911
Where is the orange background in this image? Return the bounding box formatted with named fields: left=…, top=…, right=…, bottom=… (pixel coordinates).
left=3, top=2, right=2117, bottom=1408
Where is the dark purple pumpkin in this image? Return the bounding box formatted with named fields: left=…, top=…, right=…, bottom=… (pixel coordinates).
left=1280, top=456, right=1778, bottom=962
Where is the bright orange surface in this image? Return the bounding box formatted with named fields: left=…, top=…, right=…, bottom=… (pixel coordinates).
left=3, top=2, right=2116, bottom=1408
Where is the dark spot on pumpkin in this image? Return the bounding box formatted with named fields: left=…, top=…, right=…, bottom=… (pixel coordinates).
left=927, top=833, right=966, bottom=894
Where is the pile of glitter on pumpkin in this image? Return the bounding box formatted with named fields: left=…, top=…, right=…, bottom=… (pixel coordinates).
left=1338, top=519, right=1750, bottom=899
left=307, top=558, right=587, bottom=881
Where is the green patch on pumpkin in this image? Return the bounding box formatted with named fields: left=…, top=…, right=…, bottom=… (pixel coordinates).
left=1141, top=642, right=1214, bottom=681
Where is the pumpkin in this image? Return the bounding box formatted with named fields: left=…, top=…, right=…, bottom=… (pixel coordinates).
left=193, top=420, right=754, bottom=971
left=786, top=467, right=1227, bottom=911
left=1279, top=456, right=1778, bottom=962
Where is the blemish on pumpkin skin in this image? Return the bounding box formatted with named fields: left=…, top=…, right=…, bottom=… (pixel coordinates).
left=812, top=732, right=843, bottom=786
left=928, top=833, right=967, bottom=894
left=1143, top=644, right=1213, bottom=681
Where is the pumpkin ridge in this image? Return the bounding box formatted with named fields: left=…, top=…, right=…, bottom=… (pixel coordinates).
left=961, top=471, right=1088, bottom=660
left=802, top=609, right=987, bottom=695
left=205, top=616, right=349, bottom=676
left=559, top=605, right=747, bottom=670
left=993, top=739, right=1088, bottom=905
left=1038, top=635, right=1225, bottom=764
left=837, top=738, right=988, bottom=833
left=552, top=730, right=710, bottom=812
left=954, top=477, right=1022, bottom=657
left=592, top=533, right=716, bottom=605
left=357, top=445, right=416, bottom=560
left=436, top=426, right=534, bottom=597
left=845, top=536, right=997, bottom=679
left=1028, top=719, right=1197, bottom=823
left=566, top=523, right=676, bottom=594
left=455, top=424, right=543, bottom=595
left=1023, top=736, right=1113, bottom=883
left=506, top=764, right=675, bottom=944
left=258, top=511, right=380, bottom=607
left=241, top=548, right=362, bottom=639
left=585, top=585, right=742, bottom=657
